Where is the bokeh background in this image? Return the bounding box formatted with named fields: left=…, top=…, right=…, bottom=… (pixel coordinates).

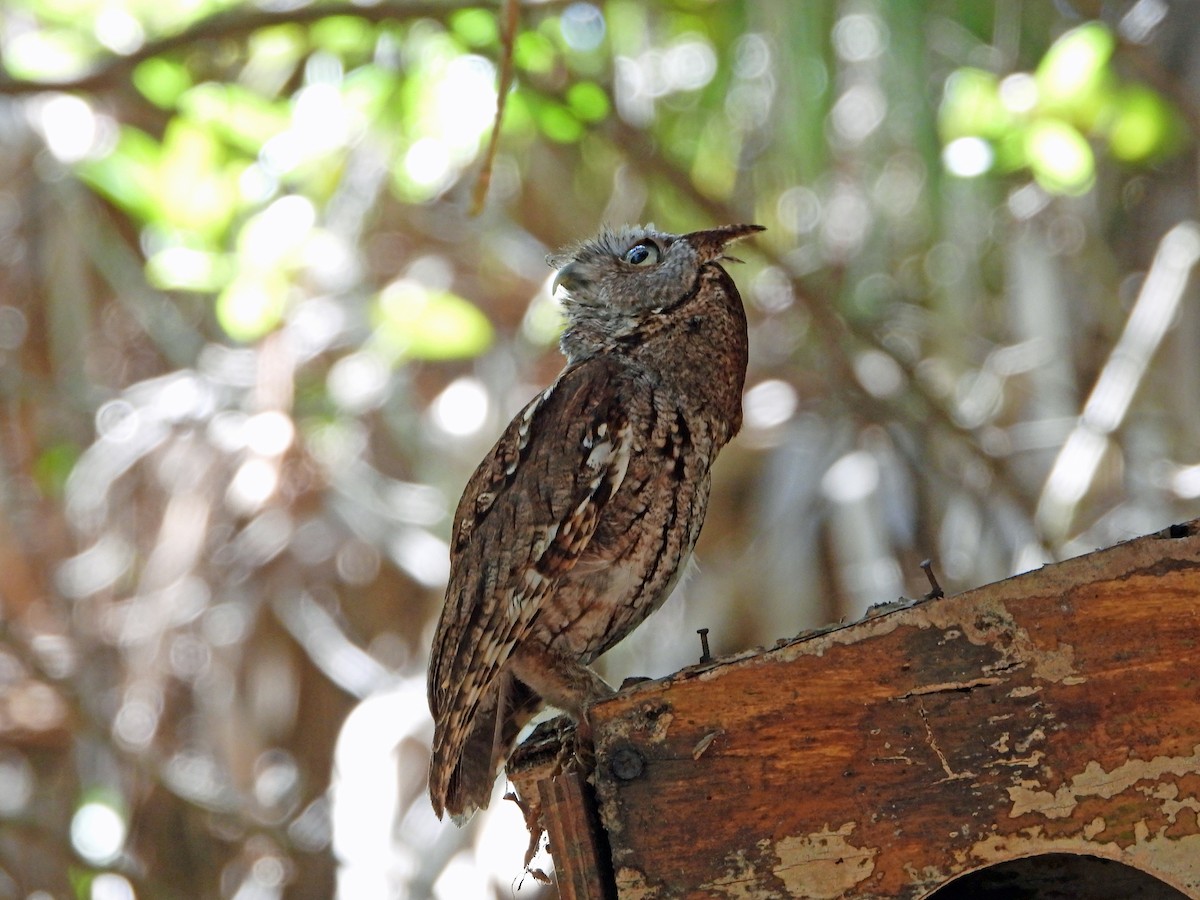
left=1, top=0, right=1199, bottom=896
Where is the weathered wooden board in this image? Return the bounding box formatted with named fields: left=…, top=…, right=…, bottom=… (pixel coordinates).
left=578, top=520, right=1200, bottom=898
left=538, top=771, right=618, bottom=900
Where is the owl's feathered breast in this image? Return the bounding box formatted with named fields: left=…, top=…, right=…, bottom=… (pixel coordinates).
left=427, top=356, right=634, bottom=719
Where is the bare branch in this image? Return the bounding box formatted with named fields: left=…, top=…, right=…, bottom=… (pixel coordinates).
left=0, top=0, right=562, bottom=97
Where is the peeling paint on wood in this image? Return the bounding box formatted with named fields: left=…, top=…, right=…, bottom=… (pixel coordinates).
left=772, top=824, right=878, bottom=897
left=1007, top=745, right=1200, bottom=820
left=510, top=519, right=1200, bottom=898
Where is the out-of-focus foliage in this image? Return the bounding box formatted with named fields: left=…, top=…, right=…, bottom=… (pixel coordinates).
left=940, top=22, right=1185, bottom=194
left=1, top=1, right=1199, bottom=897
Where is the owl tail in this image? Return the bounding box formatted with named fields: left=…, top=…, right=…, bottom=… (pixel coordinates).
left=430, top=673, right=542, bottom=825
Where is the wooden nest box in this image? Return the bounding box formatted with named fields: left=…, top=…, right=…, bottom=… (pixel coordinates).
left=508, top=519, right=1200, bottom=899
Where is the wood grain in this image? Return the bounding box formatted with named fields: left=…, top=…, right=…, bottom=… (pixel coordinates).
left=539, top=771, right=618, bottom=900
left=594, top=520, right=1200, bottom=898
left=513, top=519, right=1200, bottom=898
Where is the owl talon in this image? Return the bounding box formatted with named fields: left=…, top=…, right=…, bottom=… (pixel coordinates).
left=572, top=729, right=597, bottom=773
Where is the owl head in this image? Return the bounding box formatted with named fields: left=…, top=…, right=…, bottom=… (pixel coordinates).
left=549, top=223, right=763, bottom=318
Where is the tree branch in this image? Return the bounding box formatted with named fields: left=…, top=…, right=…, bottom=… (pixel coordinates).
left=0, top=0, right=561, bottom=97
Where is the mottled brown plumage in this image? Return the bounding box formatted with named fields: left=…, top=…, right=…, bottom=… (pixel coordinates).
left=427, top=223, right=762, bottom=822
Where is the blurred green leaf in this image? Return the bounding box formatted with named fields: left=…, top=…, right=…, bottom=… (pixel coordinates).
left=75, top=126, right=163, bottom=222
left=450, top=8, right=500, bottom=48
left=344, top=64, right=400, bottom=121
left=1037, top=22, right=1113, bottom=99
left=514, top=30, right=557, bottom=74
left=243, top=24, right=307, bottom=94
left=566, top=81, right=610, bottom=123
left=939, top=18, right=1181, bottom=187
left=133, top=58, right=194, bottom=109
left=178, top=83, right=291, bottom=154
left=500, top=89, right=537, bottom=137
left=1026, top=119, right=1094, bottom=195
left=33, top=442, right=79, bottom=499
left=310, top=15, right=376, bottom=58
left=157, top=119, right=239, bottom=238
left=939, top=68, right=1011, bottom=142
left=1107, top=84, right=1182, bottom=163
left=374, top=282, right=494, bottom=360
left=690, top=119, right=738, bottom=199
left=538, top=103, right=584, bottom=143
left=68, top=867, right=92, bottom=900
left=1036, top=22, right=1114, bottom=129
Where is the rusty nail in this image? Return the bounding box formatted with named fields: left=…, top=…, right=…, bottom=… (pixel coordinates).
left=920, top=559, right=944, bottom=599
left=609, top=746, right=645, bottom=781
left=697, top=627, right=712, bottom=663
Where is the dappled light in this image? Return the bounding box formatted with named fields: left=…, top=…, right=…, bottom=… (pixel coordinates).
left=1, top=0, right=1199, bottom=897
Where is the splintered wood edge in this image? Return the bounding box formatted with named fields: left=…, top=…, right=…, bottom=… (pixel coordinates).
left=509, top=717, right=576, bottom=798
left=537, top=772, right=617, bottom=900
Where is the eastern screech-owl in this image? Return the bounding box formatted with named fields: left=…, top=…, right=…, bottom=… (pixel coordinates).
left=427, top=223, right=763, bottom=822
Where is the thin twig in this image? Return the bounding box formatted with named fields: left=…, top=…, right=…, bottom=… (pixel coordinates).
left=470, top=0, right=521, bottom=216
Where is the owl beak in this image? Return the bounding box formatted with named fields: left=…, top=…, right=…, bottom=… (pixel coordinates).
left=684, top=224, right=765, bottom=263
left=552, top=262, right=585, bottom=295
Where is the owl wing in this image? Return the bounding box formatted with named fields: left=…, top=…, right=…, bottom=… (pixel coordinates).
left=427, top=356, right=632, bottom=748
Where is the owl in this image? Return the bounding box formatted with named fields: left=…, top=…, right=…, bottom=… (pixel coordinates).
left=427, top=223, right=763, bottom=822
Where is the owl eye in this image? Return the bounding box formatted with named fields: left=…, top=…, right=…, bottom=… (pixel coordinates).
left=623, top=241, right=660, bottom=266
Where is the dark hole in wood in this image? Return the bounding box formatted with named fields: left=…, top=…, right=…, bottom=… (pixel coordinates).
left=925, top=853, right=1189, bottom=900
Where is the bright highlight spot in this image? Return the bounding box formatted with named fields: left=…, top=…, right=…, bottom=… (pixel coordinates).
left=216, top=277, right=286, bottom=342
left=71, top=801, right=126, bottom=865
left=430, top=377, right=490, bottom=437
left=743, top=379, right=798, bottom=431
left=34, top=94, right=100, bottom=163
left=91, top=873, right=135, bottom=900
left=146, top=247, right=225, bottom=292
left=391, top=527, right=451, bottom=587
left=404, top=138, right=451, bottom=190
left=328, top=351, right=390, bottom=413
left=240, top=195, right=316, bottom=266
left=999, top=73, right=1038, bottom=113
left=664, top=38, right=718, bottom=91
left=942, top=136, right=993, bottom=177
left=227, top=457, right=279, bottom=511
left=822, top=451, right=880, bottom=504
left=1173, top=464, right=1200, bottom=499
left=854, top=350, right=906, bottom=398
left=94, top=9, right=145, bottom=55
left=245, top=411, right=295, bottom=457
